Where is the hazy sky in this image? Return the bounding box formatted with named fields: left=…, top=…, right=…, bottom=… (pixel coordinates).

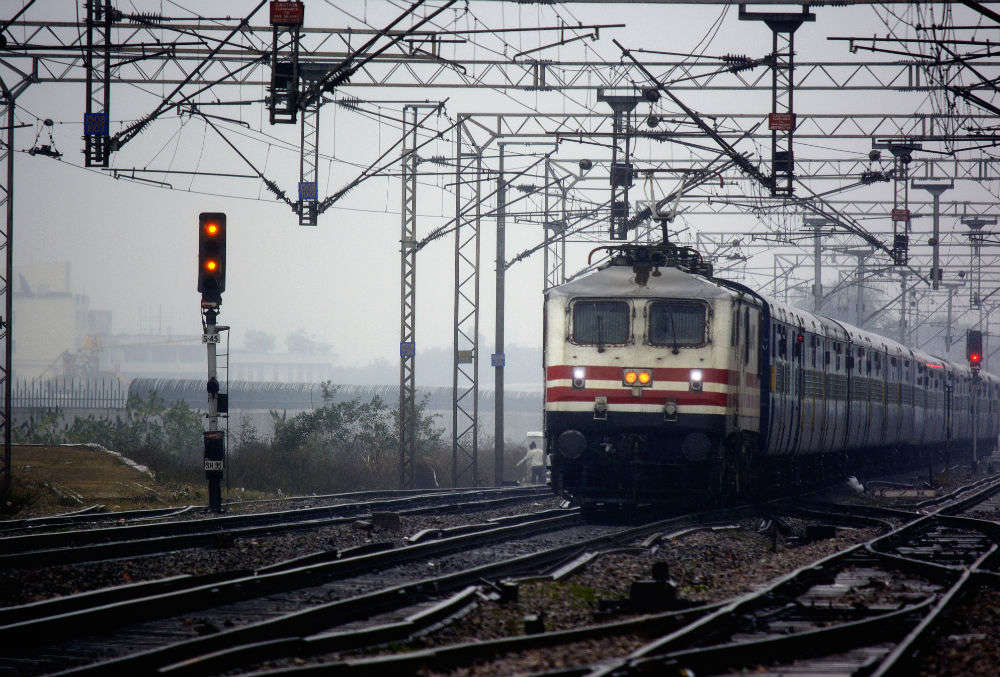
left=9, top=1, right=994, bottom=369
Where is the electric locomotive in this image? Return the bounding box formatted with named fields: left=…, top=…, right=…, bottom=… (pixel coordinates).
left=544, top=243, right=1000, bottom=506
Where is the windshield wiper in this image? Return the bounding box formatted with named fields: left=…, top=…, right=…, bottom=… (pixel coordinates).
left=668, top=310, right=680, bottom=355
left=596, top=314, right=605, bottom=353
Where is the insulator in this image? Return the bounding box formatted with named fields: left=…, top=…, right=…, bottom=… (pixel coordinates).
left=514, top=184, right=536, bottom=194
left=127, top=12, right=165, bottom=25
left=722, top=53, right=756, bottom=73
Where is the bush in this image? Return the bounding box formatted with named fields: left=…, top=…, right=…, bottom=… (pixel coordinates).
left=15, top=393, right=205, bottom=484
left=227, top=382, right=448, bottom=494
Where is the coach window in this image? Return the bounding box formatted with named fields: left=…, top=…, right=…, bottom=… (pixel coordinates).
left=648, top=301, right=706, bottom=348
left=571, top=300, right=630, bottom=345
left=835, top=342, right=842, bottom=370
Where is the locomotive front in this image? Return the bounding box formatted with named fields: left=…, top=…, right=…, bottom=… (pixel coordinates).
left=544, top=262, right=739, bottom=504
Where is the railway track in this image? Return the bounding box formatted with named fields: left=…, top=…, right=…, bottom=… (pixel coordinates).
left=0, top=500, right=748, bottom=676
left=563, top=474, right=1000, bottom=677
left=0, top=485, right=546, bottom=537
left=0, top=486, right=549, bottom=567
left=5, top=473, right=997, bottom=676
left=154, top=472, right=997, bottom=677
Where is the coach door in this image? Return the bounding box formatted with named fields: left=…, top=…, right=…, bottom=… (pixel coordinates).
left=790, top=325, right=805, bottom=456
left=770, top=322, right=787, bottom=455
left=874, top=347, right=888, bottom=448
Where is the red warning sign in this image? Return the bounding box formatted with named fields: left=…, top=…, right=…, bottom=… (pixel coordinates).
left=270, top=1, right=304, bottom=26
left=891, top=208, right=911, bottom=222
left=768, top=113, right=796, bottom=131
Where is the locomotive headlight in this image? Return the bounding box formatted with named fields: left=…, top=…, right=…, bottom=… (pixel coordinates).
left=689, top=369, right=703, bottom=392
left=638, top=370, right=652, bottom=385
left=572, top=367, right=586, bottom=390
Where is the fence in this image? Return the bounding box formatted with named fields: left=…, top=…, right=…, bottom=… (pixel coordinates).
left=9, top=378, right=127, bottom=412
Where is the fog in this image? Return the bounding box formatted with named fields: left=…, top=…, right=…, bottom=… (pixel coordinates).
left=10, top=1, right=993, bottom=379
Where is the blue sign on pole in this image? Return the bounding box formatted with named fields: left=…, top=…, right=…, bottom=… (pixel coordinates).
left=298, top=181, right=318, bottom=200
left=491, top=353, right=505, bottom=367
left=83, top=113, right=109, bottom=136
left=400, top=341, right=415, bottom=358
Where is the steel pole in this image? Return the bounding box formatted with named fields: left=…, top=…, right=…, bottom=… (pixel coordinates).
left=855, top=253, right=864, bottom=328
left=2, top=101, right=13, bottom=499
left=813, top=223, right=822, bottom=312
left=494, top=144, right=506, bottom=486
left=203, top=305, right=223, bottom=513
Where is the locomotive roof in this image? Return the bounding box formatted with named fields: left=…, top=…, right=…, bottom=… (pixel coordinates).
left=546, top=264, right=735, bottom=301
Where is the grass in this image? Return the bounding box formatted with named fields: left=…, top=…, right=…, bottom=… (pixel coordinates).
left=2, top=444, right=275, bottom=517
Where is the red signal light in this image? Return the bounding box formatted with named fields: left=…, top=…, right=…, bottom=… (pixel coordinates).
left=205, top=223, right=219, bottom=236
left=971, top=353, right=982, bottom=364
left=205, top=259, right=218, bottom=272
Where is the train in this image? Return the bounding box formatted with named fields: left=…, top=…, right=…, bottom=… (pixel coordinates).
left=543, top=243, right=1000, bottom=506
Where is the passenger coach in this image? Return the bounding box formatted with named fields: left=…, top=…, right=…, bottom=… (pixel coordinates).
left=544, top=245, right=1000, bottom=506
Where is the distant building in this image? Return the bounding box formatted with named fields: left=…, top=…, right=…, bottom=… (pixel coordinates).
left=14, top=263, right=110, bottom=379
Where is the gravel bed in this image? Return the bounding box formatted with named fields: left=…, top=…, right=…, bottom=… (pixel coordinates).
left=807, top=461, right=1000, bottom=510
left=567, top=524, right=881, bottom=604
left=0, top=496, right=562, bottom=606
left=5, top=520, right=620, bottom=676
left=915, top=587, right=1000, bottom=677
left=269, top=520, right=880, bottom=676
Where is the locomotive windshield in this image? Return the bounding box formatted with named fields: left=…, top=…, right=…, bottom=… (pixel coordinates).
left=648, top=301, right=705, bottom=347
left=572, top=300, right=630, bottom=344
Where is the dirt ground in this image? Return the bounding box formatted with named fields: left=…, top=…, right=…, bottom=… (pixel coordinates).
left=2, top=444, right=228, bottom=516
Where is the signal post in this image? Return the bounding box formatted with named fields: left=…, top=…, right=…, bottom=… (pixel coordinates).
left=198, top=213, right=227, bottom=513
left=968, top=329, right=983, bottom=471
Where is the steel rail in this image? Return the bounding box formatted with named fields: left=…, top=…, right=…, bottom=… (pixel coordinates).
left=0, top=511, right=584, bottom=648
left=0, top=486, right=544, bottom=555
left=0, top=491, right=550, bottom=568
left=58, top=508, right=745, bottom=676
left=579, top=476, right=1000, bottom=676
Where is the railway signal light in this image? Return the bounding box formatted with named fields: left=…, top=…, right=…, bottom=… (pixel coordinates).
left=198, top=212, right=226, bottom=300
left=967, top=329, right=983, bottom=370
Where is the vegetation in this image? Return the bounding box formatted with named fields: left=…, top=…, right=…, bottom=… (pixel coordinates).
left=13, top=382, right=527, bottom=497
left=228, top=382, right=446, bottom=493
left=16, top=392, right=204, bottom=484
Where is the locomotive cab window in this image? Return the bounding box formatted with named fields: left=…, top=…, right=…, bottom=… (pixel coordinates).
left=571, top=300, right=630, bottom=345
left=648, top=301, right=706, bottom=347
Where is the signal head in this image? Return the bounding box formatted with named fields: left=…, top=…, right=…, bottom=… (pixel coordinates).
left=198, top=212, right=226, bottom=297
left=967, top=329, right=984, bottom=368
